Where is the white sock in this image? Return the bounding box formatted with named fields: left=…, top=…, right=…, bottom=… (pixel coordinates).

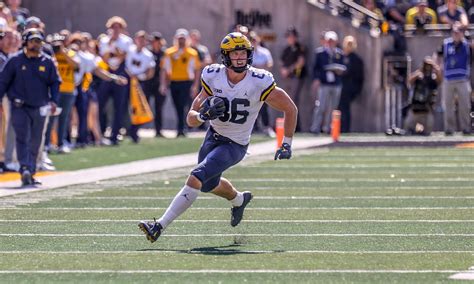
left=158, top=185, right=199, bottom=229
left=230, top=191, right=244, bottom=207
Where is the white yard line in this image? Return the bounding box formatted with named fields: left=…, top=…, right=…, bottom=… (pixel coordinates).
left=0, top=219, right=472, bottom=223
left=227, top=178, right=474, bottom=182
left=0, top=250, right=472, bottom=254
left=0, top=269, right=462, bottom=274
left=1, top=233, right=473, bottom=237
left=68, top=196, right=474, bottom=200
left=1, top=207, right=472, bottom=210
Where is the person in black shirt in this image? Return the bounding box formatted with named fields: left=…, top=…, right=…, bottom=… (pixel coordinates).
left=339, top=36, right=364, bottom=133
left=279, top=26, right=306, bottom=131
left=143, top=32, right=167, bottom=137
left=403, top=57, right=442, bottom=135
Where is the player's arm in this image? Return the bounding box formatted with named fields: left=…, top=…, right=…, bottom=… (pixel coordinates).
left=265, top=87, right=297, bottom=138
left=265, top=87, right=298, bottom=160
left=186, top=90, right=210, bottom=127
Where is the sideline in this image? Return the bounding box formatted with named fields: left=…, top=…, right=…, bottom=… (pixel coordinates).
left=0, top=137, right=332, bottom=196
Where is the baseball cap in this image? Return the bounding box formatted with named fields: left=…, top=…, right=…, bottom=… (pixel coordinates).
left=25, top=16, right=42, bottom=26
left=24, top=28, right=44, bottom=42
left=285, top=26, right=299, bottom=37
left=175, top=28, right=189, bottom=38
left=324, top=31, right=338, bottom=41
left=417, top=0, right=428, bottom=6
left=150, top=31, right=163, bottom=40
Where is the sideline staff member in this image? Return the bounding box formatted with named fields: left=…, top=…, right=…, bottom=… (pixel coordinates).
left=0, top=28, right=61, bottom=186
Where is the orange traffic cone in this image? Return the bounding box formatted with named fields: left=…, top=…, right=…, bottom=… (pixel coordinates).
left=275, top=117, right=285, bottom=148
left=331, top=110, right=341, bottom=142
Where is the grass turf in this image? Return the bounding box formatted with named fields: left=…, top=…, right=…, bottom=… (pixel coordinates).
left=0, top=147, right=473, bottom=283
left=49, top=135, right=269, bottom=171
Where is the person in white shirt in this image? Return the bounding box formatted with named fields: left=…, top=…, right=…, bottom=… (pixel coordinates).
left=125, top=30, right=156, bottom=143
left=69, top=33, right=128, bottom=147
left=249, top=31, right=276, bottom=137
left=97, top=16, right=132, bottom=145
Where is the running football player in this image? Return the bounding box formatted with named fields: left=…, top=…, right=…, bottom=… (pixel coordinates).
left=139, top=32, right=297, bottom=243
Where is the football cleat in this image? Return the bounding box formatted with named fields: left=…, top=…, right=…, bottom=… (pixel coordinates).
left=21, top=170, right=33, bottom=187
left=138, top=218, right=163, bottom=243
left=231, top=191, right=253, bottom=227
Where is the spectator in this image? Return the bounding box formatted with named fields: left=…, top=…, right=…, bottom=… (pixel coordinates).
left=437, top=0, right=469, bottom=27
left=0, top=28, right=15, bottom=172
left=362, top=0, right=385, bottom=27
left=403, top=57, right=442, bottom=135
left=310, top=31, right=346, bottom=134
left=161, top=28, right=200, bottom=137
left=0, top=28, right=61, bottom=186
left=339, top=36, right=364, bottom=133
left=125, top=30, right=156, bottom=143
left=405, top=0, right=438, bottom=28
left=98, top=16, right=132, bottom=145
left=437, top=24, right=472, bottom=135
left=384, top=0, right=416, bottom=25
left=279, top=26, right=306, bottom=132
left=6, top=0, right=29, bottom=30
left=190, top=29, right=212, bottom=67
left=44, top=33, right=79, bottom=154
left=249, top=31, right=275, bottom=137
left=24, top=16, right=43, bottom=30
left=143, top=32, right=167, bottom=137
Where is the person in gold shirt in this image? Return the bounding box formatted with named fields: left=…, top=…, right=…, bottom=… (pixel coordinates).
left=44, top=33, right=79, bottom=154
left=405, top=0, right=437, bottom=28
left=160, top=28, right=200, bottom=137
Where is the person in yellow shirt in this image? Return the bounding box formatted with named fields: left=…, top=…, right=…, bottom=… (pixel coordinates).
left=44, top=33, right=79, bottom=154
left=160, top=28, right=200, bottom=137
left=406, top=0, right=438, bottom=28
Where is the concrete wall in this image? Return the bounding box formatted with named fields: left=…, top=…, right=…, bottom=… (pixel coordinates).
left=22, top=0, right=451, bottom=132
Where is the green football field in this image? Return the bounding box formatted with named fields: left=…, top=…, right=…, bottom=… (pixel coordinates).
left=0, top=147, right=473, bottom=283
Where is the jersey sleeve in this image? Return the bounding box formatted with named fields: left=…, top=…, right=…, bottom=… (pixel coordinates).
left=200, top=64, right=221, bottom=96
left=255, top=69, right=276, bottom=101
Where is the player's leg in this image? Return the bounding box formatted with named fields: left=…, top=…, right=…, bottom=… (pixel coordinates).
left=138, top=132, right=217, bottom=242
left=138, top=174, right=202, bottom=243
left=211, top=177, right=253, bottom=227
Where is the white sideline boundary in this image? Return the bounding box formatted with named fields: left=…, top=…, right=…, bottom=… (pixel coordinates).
left=0, top=269, right=462, bottom=274
left=0, top=137, right=333, bottom=196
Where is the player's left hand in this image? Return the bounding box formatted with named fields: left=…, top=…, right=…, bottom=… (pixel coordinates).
left=274, top=143, right=292, bottom=160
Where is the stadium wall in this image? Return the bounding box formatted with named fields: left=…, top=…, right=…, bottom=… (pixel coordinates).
left=23, top=0, right=440, bottom=132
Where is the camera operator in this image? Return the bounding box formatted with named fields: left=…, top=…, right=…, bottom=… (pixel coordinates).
left=403, top=57, right=442, bottom=135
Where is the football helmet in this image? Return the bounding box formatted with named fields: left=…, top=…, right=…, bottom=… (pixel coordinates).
left=220, top=32, right=253, bottom=73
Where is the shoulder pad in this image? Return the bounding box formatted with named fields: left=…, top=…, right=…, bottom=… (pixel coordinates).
left=201, top=64, right=224, bottom=96
left=248, top=67, right=276, bottom=101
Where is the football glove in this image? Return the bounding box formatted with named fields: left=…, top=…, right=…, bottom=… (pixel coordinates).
left=199, top=97, right=226, bottom=121
left=274, top=143, right=292, bottom=160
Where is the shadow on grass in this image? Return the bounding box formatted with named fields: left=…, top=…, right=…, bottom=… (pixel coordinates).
left=138, top=244, right=285, bottom=255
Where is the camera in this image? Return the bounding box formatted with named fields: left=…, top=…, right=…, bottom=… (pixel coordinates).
left=52, top=43, right=61, bottom=53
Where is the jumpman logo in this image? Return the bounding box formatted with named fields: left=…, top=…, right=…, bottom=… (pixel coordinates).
left=182, top=193, right=190, bottom=201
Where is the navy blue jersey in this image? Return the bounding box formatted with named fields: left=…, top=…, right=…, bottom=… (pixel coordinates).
left=0, top=50, right=61, bottom=106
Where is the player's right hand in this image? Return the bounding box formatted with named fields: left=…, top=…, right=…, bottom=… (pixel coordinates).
left=199, top=97, right=226, bottom=121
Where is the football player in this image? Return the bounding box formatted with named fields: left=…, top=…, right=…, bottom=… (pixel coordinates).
left=139, top=32, right=297, bottom=243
